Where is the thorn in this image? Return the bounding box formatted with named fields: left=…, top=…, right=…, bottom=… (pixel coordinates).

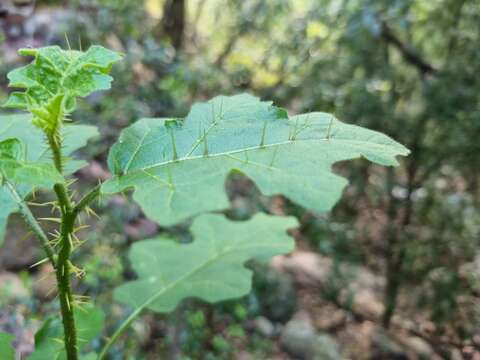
left=218, top=97, right=224, bottom=120
left=69, top=261, right=86, bottom=278
left=66, top=295, right=71, bottom=311
left=202, top=129, right=209, bottom=156
left=73, top=225, right=90, bottom=233
left=29, top=257, right=50, bottom=269
left=260, top=121, right=267, bottom=147
left=169, top=129, right=178, bottom=161
left=85, top=206, right=100, bottom=219
left=45, top=286, right=57, bottom=298
left=291, top=118, right=299, bottom=141
left=38, top=217, right=62, bottom=224
left=210, top=102, right=215, bottom=124
left=166, top=165, right=174, bottom=189
left=52, top=338, right=65, bottom=345
left=77, top=213, right=84, bottom=226
left=269, top=146, right=279, bottom=167
left=64, top=33, right=72, bottom=50
left=326, top=115, right=334, bottom=140
left=67, top=178, right=78, bottom=187
left=27, top=201, right=56, bottom=207
left=18, top=230, right=33, bottom=243
left=68, top=234, right=74, bottom=248
left=36, top=270, right=56, bottom=285
left=75, top=300, right=89, bottom=307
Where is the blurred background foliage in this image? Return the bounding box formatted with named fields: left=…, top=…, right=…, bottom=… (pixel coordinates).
left=0, top=0, right=479, bottom=359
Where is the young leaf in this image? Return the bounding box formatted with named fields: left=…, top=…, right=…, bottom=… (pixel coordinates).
left=0, top=332, right=15, bottom=360
left=114, top=213, right=297, bottom=312
left=28, top=303, right=104, bottom=360
left=4, top=46, right=122, bottom=111
left=4, top=45, right=121, bottom=140
left=103, top=94, right=409, bottom=225
left=0, top=114, right=99, bottom=245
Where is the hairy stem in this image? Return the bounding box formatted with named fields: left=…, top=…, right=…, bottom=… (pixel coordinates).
left=54, top=181, right=79, bottom=360
left=50, top=128, right=78, bottom=360
left=73, top=184, right=101, bottom=216
left=48, top=135, right=64, bottom=174
left=5, top=181, right=56, bottom=267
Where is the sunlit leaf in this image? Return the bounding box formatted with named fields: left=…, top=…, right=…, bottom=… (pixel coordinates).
left=103, top=93, right=409, bottom=225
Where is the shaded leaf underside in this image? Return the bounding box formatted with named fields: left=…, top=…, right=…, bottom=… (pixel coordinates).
left=115, top=213, right=298, bottom=313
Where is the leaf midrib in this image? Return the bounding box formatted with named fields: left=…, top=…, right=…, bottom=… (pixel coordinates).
left=127, top=241, right=289, bottom=311
left=113, top=137, right=404, bottom=180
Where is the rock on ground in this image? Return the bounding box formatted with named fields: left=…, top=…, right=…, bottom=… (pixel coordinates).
left=280, top=311, right=341, bottom=360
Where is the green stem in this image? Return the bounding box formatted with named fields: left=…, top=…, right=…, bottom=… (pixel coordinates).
left=5, top=181, right=56, bottom=267
left=98, top=307, right=145, bottom=359
left=48, top=135, right=64, bottom=174
left=50, top=128, right=78, bottom=360
left=53, top=181, right=79, bottom=360
left=55, top=200, right=78, bottom=360
left=73, top=184, right=101, bottom=216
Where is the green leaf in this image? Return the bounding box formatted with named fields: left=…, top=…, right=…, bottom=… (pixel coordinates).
left=29, top=94, right=65, bottom=136
left=114, top=213, right=297, bottom=312
left=28, top=303, right=104, bottom=360
left=0, top=138, right=22, bottom=159
left=0, top=114, right=99, bottom=245
left=5, top=46, right=122, bottom=110
left=4, top=45, right=122, bottom=135
left=103, top=93, right=409, bottom=226
left=0, top=138, right=63, bottom=187
left=0, top=332, right=15, bottom=360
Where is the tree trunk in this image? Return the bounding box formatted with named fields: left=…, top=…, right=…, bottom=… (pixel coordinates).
left=160, top=0, right=185, bottom=51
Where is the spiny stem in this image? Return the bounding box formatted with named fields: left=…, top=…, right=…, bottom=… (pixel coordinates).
left=50, top=126, right=78, bottom=359
left=48, top=135, right=64, bottom=174
left=55, top=207, right=77, bottom=360
left=5, top=181, right=56, bottom=267
left=73, top=184, right=101, bottom=216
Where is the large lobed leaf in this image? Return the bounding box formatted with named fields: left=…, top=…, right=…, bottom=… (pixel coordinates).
left=103, top=93, right=409, bottom=225
left=0, top=114, right=98, bottom=244
left=114, top=213, right=298, bottom=313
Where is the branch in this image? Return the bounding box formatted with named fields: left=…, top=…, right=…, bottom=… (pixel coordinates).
left=72, top=184, right=101, bottom=217
left=380, top=21, right=438, bottom=75
left=98, top=306, right=145, bottom=359
left=5, top=181, right=56, bottom=267
left=214, top=0, right=264, bottom=67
